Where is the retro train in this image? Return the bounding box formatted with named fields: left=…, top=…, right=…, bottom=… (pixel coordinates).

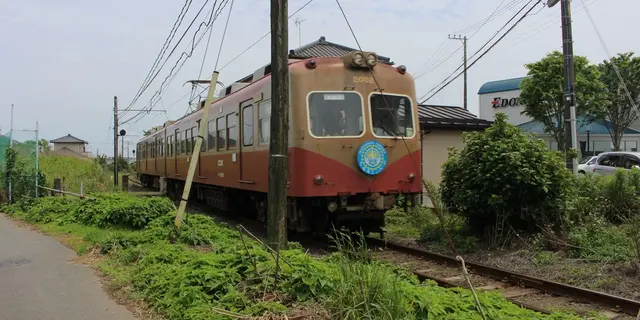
left=136, top=50, right=422, bottom=235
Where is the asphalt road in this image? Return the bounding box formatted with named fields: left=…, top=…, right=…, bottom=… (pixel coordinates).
left=0, top=214, right=137, bottom=320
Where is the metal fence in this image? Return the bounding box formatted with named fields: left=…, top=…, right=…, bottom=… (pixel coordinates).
left=0, top=126, right=40, bottom=202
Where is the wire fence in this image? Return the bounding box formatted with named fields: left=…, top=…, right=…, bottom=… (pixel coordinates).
left=0, top=129, right=41, bottom=202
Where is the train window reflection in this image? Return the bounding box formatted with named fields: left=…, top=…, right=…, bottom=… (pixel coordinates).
left=370, top=93, right=414, bottom=138
left=308, top=92, right=364, bottom=137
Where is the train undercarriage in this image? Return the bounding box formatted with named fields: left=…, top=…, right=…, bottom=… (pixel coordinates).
left=138, top=173, right=419, bottom=237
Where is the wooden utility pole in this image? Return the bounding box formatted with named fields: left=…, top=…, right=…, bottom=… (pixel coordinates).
left=449, top=34, right=468, bottom=110
left=113, top=96, right=119, bottom=186
left=267, top=0, right=289, bottom=250
left=174, top=72, right=220, bottom=228
left=547, top=0, right=578, bottom=174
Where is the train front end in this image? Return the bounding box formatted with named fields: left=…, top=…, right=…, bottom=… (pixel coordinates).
left=289, top=52, right=422, bottom=235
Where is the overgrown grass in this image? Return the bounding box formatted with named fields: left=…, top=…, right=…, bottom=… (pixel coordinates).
left=1, top=194, right=583, bottom=319
left=39, top=155, right=115, bottom=193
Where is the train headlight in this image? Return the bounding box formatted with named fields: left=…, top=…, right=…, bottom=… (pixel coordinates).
left=327, top=201, right=338, bottom=212
left=365, top=53, right=377, bottom=66
left=314, top=175, right=324, bottom=185
left=408, top=172, right=415, bottom=182
left=352, top=52, right=364, bottom=66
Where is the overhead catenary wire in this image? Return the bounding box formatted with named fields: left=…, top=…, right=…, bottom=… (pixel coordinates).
left=418, top=0, right=542, bottom=104
left=122, top=0, right=194, bottom=116
left=123, top=0, right=235, bottom=130
left=121, top=0, right=230, bottom=126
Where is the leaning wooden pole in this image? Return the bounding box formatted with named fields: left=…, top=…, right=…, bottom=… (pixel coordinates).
left=174, top=71, right=220, bottom=228
left=267, top=0, right=289, bottom=249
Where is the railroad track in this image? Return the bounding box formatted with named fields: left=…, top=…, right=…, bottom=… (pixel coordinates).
left=126, top=179, right=640, bottom=318
left=365, top=237, right=640, bottom=319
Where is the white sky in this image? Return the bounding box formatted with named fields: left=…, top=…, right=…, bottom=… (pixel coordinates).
left=1, top=0, right=638, bottom=156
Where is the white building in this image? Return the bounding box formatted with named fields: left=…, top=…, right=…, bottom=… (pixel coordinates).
left=478, top=77, right=640, bottom=155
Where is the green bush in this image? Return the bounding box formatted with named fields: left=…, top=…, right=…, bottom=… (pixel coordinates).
left=441, top=113, right=574, bottom=235
left=75, top=194, right=174, bottom=229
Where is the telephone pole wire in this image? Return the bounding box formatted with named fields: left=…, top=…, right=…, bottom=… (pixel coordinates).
left=268, top=0, right=289, bottom=250
left=113, top=96, right=119, bottom=186
left=448, top=34, right=468, bottom=110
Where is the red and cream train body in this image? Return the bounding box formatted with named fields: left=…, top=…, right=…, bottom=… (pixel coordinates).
left=136, top=51, right=421, bottom=234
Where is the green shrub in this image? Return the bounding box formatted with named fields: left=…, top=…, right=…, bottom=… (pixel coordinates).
left=441, top=113, right=574, bottom=235
left=568, top=215, right=632, bottom=262
left=570, top=169, right=640, bottom=223
left=75, top=193, right=174, bottom=229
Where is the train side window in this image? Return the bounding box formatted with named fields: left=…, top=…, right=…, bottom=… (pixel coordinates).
left=196, top=121, right=205, bottom=152
left=207, top=120, right=216, bottom=151
left=227, top=113, right=237, bottom=149
left=258, top=100, right=271, bottom=145
left=160, top=138, right=164, bottom=157
left=242, top=105, right=254, bottom=146
left=185, top=129, right=191, bottom=154
left=176, top=131, right=182, bottom=154
left=217, top=117, right=226, bottom=150
left=191, top=126, right=199, bottom=152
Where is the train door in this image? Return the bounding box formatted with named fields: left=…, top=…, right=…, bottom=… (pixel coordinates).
left=239, top=100, right=256, bottom=183
left=196, top=121, right=205, bottom=178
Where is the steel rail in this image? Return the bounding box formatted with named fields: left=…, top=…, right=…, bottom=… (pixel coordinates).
left=366, top=237, right=640, bottom=316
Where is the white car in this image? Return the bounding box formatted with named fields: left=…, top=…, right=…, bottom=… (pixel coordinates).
left=577, top=156, right=597, bottom=175
left=589, top=152, right=640, bottom=176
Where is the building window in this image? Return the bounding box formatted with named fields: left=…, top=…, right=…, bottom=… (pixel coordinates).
left=243, top=105, right=254, bottom=146
left=227, top=113, right=237, bottom=149
left=207, top=120, right=216, bottom=151
left=258, top=100, right=271, bottom=145
left=217, top=117, right=226, bottom=150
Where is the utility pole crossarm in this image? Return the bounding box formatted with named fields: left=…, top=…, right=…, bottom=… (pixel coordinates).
left=448, top=34, right=468, bottom=111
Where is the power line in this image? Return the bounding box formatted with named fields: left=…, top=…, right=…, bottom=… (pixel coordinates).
left=419, top=0, right=542, bottom=104
left=452, top=0, right=528, bottom=34
left=415, top=0, right=536, bottom=82
left=579, top=0, right=638, bottom=114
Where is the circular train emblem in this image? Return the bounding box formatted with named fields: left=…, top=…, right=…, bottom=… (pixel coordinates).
left=357, top=140, right=388, bottom=175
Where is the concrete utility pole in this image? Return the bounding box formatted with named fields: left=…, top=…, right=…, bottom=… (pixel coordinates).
left=35, top=121, right=39, bottom=197
left=268, top=0, right=289, bottom=250
left=174, top=72, right=220, bottom=228
left=548, top=0, right=578, bottom=174
left=449, top=34, right=468, bottom=110
left=113, top=96, right=119, bottom=186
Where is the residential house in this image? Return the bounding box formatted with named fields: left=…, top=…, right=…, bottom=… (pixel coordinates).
left=49, top=134, right=91, bottom=159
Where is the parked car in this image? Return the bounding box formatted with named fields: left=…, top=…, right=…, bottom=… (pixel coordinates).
left=577, top=156, right=598, bottom=174
left=588, top=151, right=640, bottom=176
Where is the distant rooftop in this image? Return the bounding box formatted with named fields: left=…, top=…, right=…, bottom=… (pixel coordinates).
left=478, top=76, right=529, bottom=95
left=418, top=105, right=493, bottom=130
left=50, top=134, right=88, bottom=144
left=288, top=36, right=393, bottom=65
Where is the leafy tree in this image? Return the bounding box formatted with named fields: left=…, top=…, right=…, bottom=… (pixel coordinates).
left=38, top=139, right=51, bottom=152
left=520, top=51, right=606, bottom=152
left=441, top=113, right=574, bottom=238
left=94, top=154, right=108, bottom=168
left=598, top=52, right=640, bottom=151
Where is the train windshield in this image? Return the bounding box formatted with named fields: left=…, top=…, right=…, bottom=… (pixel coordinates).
left=308, top=92, right=364, bottom=137
left=370, top=94, right=414, bottom=137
